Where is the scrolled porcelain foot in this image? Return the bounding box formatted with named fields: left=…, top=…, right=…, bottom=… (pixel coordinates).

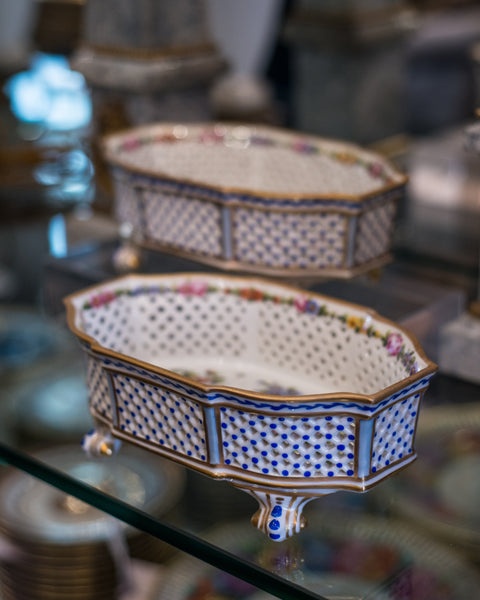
left=112, top=222, right=143, bottom=274
left=82, top=426, right=121, bottom=457
left=247, top=490, right=312, bottom=542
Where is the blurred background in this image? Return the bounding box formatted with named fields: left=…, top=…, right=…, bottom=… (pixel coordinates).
left=0, top=0, right=479, bottom=304
left=0, top=1, right=480, bottom=599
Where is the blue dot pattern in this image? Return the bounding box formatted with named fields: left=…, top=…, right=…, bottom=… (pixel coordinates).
left=220, top=409, right=356, bottom=477
left=233, top=209, right=346, bottom=269
left=113, top=373, right=207, bottom=461
left=354, top=202, right=396, bottom=265
left=143, top=191, right=223, bottom=257
left=371, top=393, right=420, bottom=473
left=87, top=357, right=111, bottom=418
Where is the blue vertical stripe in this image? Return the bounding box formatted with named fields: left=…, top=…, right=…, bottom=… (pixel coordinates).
left=204, top=406, right=220, bottom=464
left=358, top=418, right=374, bottom=477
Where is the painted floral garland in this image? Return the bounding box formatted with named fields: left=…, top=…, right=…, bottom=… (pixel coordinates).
left=116, top=127, right=392, bottom=184
left=174, top=369, right=301, bottom=396
left=83, top=282, right=418, bottom=376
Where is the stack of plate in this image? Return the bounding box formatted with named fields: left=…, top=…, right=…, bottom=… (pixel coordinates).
left=0, top=445, right=185, bottom=599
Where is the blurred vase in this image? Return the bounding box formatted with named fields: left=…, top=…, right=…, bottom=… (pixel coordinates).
left=0, top=0, right=35, bottom=77
left=284, top=0, right=418, bottom=144
left=71, top=0, right=225, bottom=209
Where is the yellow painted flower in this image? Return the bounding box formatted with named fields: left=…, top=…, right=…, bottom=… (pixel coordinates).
left=334, top=151, right=357, bottom=165
left=347, top=315, right=365, bottom=330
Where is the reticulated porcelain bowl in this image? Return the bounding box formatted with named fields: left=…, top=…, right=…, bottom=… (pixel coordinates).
left=65, top=274, right=436, bottom=541
left=102, top=123, right=407, bottom=279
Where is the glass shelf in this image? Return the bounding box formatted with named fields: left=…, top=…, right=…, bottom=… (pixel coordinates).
left=1, top=244, right=480, bottom=600
left=0, top=442, right=326, bottom=600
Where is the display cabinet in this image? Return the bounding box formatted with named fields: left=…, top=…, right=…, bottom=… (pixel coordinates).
left=1, top=243, right=480, bottom=600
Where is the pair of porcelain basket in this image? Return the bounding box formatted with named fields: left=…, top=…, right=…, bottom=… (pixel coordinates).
left=65, top=123, right=436, bottom=542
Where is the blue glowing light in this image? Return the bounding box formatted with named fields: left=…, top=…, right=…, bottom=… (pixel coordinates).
left=4, top=53, right=91, bottom=130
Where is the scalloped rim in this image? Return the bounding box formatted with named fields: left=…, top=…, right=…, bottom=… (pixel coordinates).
left=64, top=273, right=437, bottom=406
left=102, top=122, right=408, bottom=203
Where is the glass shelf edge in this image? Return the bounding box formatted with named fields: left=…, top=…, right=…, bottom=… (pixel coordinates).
left=0, top=442, right=327, bottom=600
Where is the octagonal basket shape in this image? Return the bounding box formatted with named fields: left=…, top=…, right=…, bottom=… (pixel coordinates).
left=102, top=123, right=407, bottom=279
left=65, top=273, right=437, bottom=541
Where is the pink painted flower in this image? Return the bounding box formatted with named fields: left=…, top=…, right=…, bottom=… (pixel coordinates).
left=368, top=162, right=384, bottom=178
left=199, top=130, right=223, bottom=145
left=123, top=138, right=140, bottom=151
left=177, top=280, right=208, bottom=296
left=294, top=295, right=309, bottom=312
left=386, top=332, right=403, bottom=356
left=293, top=140, right=316, bottom=154
left=90, top=290, right=116, bottom=308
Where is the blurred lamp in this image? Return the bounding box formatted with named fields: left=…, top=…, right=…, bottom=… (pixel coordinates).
left=4, top=53, right=91, bottom=131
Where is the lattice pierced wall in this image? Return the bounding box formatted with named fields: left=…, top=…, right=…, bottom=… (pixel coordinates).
left=143, top=189, right=223, bottom=257
left=81, top=288, right=414, bottom=394
left=257, top=306, right=409, bottom=394
left=80, top=292, right=251, bottom=365
left=220, top=407, right=356, bottom=478
left=113, top=177, right=143, bottom=231
left=113, top=373, right=207, bottom=461
left=129, top=291, right=251, bottom=364
left=232, top=208, right=347, bottom=269
left=81, top=296, right=136, bottom=356
left=371, top=393, right=420, bottom=473
left=354, top=202, right=396, bottom=265
left=350, top=333, right=411, bottom=394
left=86, top=356, right=112, bottom=419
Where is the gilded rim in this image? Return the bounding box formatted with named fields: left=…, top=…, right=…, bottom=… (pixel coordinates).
left=80, top=42, right=218, bottom=61
left=64, top=272, right=437, bottom=407
left=102, top=122, right=408, bottom=204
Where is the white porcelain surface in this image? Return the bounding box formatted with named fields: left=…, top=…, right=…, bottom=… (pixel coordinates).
left=66, top=273, right=436, bottom=541
left=103, top=123, right=407, bottom=278
left=107, top=125, right=401, bottom=196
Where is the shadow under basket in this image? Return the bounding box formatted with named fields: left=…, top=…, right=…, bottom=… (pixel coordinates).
left=65, top=273, right=437, bottom=541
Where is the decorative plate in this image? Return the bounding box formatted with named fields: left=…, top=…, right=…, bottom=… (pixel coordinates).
left=9, top=363, right=93, bottom=441
left=373, top=403, right=480, bottom=558
left=0, top=306, right=81, bottom=404
left=102, top=123, right=406, bottom=279
left=0, top=444, right=185, bottom=544
left=0, top=307, right=70, bottom=375
left=157, top=512, right=480, bottom=600
left=65, top=273, right=436, bottom=541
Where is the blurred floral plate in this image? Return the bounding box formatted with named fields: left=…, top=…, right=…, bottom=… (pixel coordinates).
left=157, top=509, right=480, bottom=600
left=374, top=403, right=480, bottom=558
left=9, top=363, right=93, bottom=441
left=0, top=306, right=78, bottom=386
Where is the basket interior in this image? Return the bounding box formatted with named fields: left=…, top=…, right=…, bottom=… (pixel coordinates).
left=75, top=278, right=424, bottom=397
left=108, top=125, right=401, bottom=197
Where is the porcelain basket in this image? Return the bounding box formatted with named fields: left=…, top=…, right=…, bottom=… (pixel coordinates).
left=65, top=274, right=437, bottom=541
left=102, top=123, right=407, bottom=279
